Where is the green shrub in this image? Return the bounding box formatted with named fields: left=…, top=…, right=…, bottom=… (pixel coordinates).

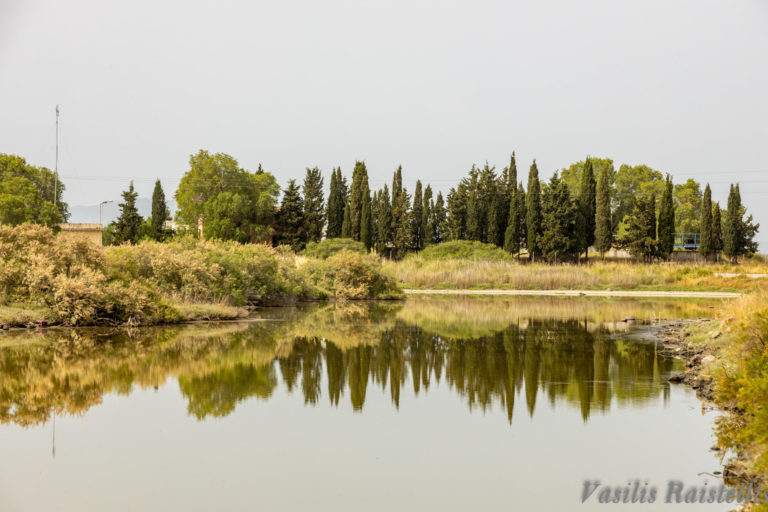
left=302, top=238, right=366, bottom=259
left=408, top=240, right=513, bottom=262
left=305, top=250, right=401, bottom=300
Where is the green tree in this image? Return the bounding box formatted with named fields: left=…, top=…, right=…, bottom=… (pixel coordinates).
left=674, top=178, right=702, bottom=234
left=422, top=185, right=432, bottom=246
left=614, top=164, right=664, bottom=232
left=325, top=168, right=345, bottom=238
left=376, top=186, right=393, bottom=256
left=712, top=203, right=723, bottom=253
left=623, top=193, right=658, bottom=262
left=175, top=150, right=279, bottom=242
left=360, top=183, right=373, bottom=251
left=428, top=192, right=446, bottom=244
left=0, top=153, right=68, bottom=227
left=341, top=201, right=351, bottom=238
left=575, top=158, right=597, bottom=259
left=446, top=183, right=467, bottom=241
left=723, top=184, right=740, bottom=261
left=526, top=160, right=542, bottom=261
left=149, top=179, right=169, bottom=241
left=348, top=161, right=369, bottom=241
left=540, top=173, right=578, bottom=263
left=595, top=165, right=613, bottom=257
left=392, top=187, right=412, bottom=259
left=559, top=158, right=615, bottom=198
left=114, top=181, right=143, bottom=245
left=275, top=179, right=306, bottom=251
left=699, top=183, right=713, bottom=258
left=657, top=175, right=675, bottom=259
left=302, top=167, right=325, bottom=243
left=411, top=180, right=424, bottom=250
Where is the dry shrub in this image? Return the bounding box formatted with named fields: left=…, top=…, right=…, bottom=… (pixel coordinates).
left=305, top=250, right=401, bottom=300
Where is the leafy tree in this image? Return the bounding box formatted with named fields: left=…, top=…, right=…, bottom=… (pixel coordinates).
left=657, top=175, right=675, bottom=259
left=559, top=157, right=615, bottom=200
left=595, top=165, right=613, bottom=257
left=275, top=179, right=306, bottom=251
left=302, top=167, right=325, bottom=243
left=526, top=160, right=542, bottom=261
left=623, top=193, right=658, bottom=262
left=175, top=150, right=279, bottom=242
left=392, top=187, right=412, bottom=259
left=411, top=180, right=424, bottom=250
left=674, top=178, right=702, bottom=234
left=446, top=183, right=467, bottom=241
left=0, top=153, right=68, bottom=227
left=699, top=183, right=713, bottom=258
left=575, top=158, right=597, bottom=259
left=614, top=164, right=664, bottom=232
left=724, top=184, right=760, bottom=260
left=376, top=186, right=393, bottom=256
left=540, top=173, right=578, bottom=263
left=149, top=179, right=169, bottom=241
left=114, top=181, right=143, bottom=245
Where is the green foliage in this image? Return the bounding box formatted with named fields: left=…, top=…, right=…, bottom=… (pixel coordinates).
left=360, top=182, right=373, bottom=251
left=595, top=165, right=613, bottom=256
left=657, top=175, right=675, bottom=258
left=325, top=167, right=346, bottom=238
left=411, top=180, right=424, bottom=250
left=0, top=153, right=68, bottom=227
left=302, top=238, right=367, bottom=259
left=341, top=201, right=351, bottom=238
left=302, top=167, right=325, bottom=243
left=348, top=161, right=369, bottom=241
left=540, top=173, right=578, bottom=262
left=446, top=182, right=468, bottom=241
left=674, top=178, right=702, bottom=234
left=175, top=150, right=279, bottom=243
left=712, top=204, right=723, bottom=252
left=614, top=164, right=664, bottom=232
left=622, top=194, right=658, bottom=262
left=375, top=186, right=393, bottom=255
left=304, top=250, right=401, bottom=300
left=409, top=240, right=513, bottom=262
left=149, top=179, right=169, bottom=241
left=526, top=160, right=542, bottom=260
left=699, top=183, right=713, bottom=258
left=113, top=181, right=143, bottom=245
left=575, top=158, right=597, bottom=258
left=275, top=179, right=306, bottom=252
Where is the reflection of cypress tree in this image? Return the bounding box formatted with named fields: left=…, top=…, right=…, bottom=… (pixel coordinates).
left=279, top=356, right=300, bottom=393
left=523, top=323, right=541, bottom=417
left=325, top=342, right=345, bottom=407
left=592, top=335, right=612, bottom=413
left=346, top=347, right=371, bottom=410
left=300, top=339, right=323, bottom=405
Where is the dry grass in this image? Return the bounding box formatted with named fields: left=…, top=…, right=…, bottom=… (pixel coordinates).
left=385, top=258, right=768, bottom=292
left=0, top=305, right=56, bottom=327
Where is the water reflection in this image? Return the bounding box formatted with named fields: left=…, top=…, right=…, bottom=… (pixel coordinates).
left=0, top=297, right=715, bottom=427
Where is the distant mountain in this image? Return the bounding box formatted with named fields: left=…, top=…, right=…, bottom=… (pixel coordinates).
left=68, top=197, right=177, bottom=225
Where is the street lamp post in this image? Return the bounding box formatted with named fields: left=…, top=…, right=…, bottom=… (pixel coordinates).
left=99, top=200, right=113, bottom=227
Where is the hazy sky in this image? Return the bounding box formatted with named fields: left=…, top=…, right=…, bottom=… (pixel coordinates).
left=1, top=0, right=766, bottom=246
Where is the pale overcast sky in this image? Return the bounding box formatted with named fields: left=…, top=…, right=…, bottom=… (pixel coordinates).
left=0, top=0, right=766, bottom=247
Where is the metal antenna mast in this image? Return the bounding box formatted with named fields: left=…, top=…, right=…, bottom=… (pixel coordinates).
left=54, top=105, right=60, bottom=205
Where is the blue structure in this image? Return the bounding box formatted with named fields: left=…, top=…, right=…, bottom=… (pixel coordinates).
left=674, top=232, right=700, bottom=250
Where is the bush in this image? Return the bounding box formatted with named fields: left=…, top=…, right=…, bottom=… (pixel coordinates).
left=408, top=240, right=513, bottom=262
left=302, top=238, right=366, bottom=259
left=305, top=250, right=401, bottom=300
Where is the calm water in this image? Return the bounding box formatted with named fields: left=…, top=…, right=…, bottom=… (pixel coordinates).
left=0, top=297, right=731, bottom=511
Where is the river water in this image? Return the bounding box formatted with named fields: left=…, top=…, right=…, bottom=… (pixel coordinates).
left=0, top=297, right=733, bottom=511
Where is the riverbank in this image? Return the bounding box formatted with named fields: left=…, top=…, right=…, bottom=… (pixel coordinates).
left=403, top=289, right=742, bottom=298
left=659, top=289, right=768, bottom=503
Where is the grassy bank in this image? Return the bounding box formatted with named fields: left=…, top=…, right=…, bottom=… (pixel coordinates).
left=0, top=224, right=401, bottom=327
left=681, top=286, right=768, bottom=504
left=385, top=241, right=767, bottom=292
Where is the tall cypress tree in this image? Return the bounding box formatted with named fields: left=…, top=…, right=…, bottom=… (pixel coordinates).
left=302, top=167, right=325, bottom=243
left=446, top=184, right=467, bottom=241
left=595, top=166, right=612, bottom=257
left=624, top=193, right=658, bottom=262
left=504, top=189, right=520, bottom=255
left=699, top=183, right=713, bottom=258
left=393, top=188, right=412, bottom=259
left=326, top=167, right=345, bottom=238
left=712, top=203, right=723, bottom=254
left=150, top=179, right=169, bottom=241
left=540, top=173, right=578, bottom=263
left=360, top=182, right=372, bottom=251
left=429, top=192, right=446, bottom=244
left=526, top=161, right=542, bottom=261
left=114, top=181, right=143, bottom=245
left=377, top=185, right=393, bottom=256
left=348, top=161, right=368, bottom=241
left=576, top=158, right=597, bottom=259
left=276, top=179, right=305, bottom=251
left=517, top=183, right=526, bottom=251
left=422, top=185, right=432, bottom=246
left=411, top=180, right=424, bottom=250
left=657, top=175, right=675, bottom=258
left=341, top=201, right=351, bottom=238
left=723, top=184, right=740, bottom=261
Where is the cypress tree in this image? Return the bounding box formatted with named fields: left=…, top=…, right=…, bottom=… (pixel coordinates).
left=723, top=184, right=740, bottom=261
left=624, top=193, right=657, bottom=262
left=348, top=161, right=369, bottom=241
left=393, top=188, right=412, bottom=259
left=411, top=180, right=424, bottom=250
left=341, top=201, right=351, bottom=238
left=150, top=179, right=169, bottom=241
left=576, top=158, right=597, bottom=259
left=517, top=183, right=526, bottom=251
left=595, top=166, right=612, bottom=257
left=276, top=179, right=306, bottom=251
left=376, top=185, right=393, bottom=256
left=712, top=203, right=723, bottom=253
left=429, top=192, right=446, bottom=244
left=657, top=175, right=675, bottom=258
left=446, top=184, right=467, bottom=241
left=326, top=167, right=345, bottom=238
left=504, top=153, right=519, bottom=254
left=526, top=160, right=542, bottom=261
left=360, top=183, right=372, bottom=251
left=114, top=181, right=143, bottom=245
left=465, top=169, right=481, bottom=241
left=302, top=167, right=325, bottom=243
left=699, top=183, right=713, bottom=258
left=422, top=185, right=432, bottom=246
